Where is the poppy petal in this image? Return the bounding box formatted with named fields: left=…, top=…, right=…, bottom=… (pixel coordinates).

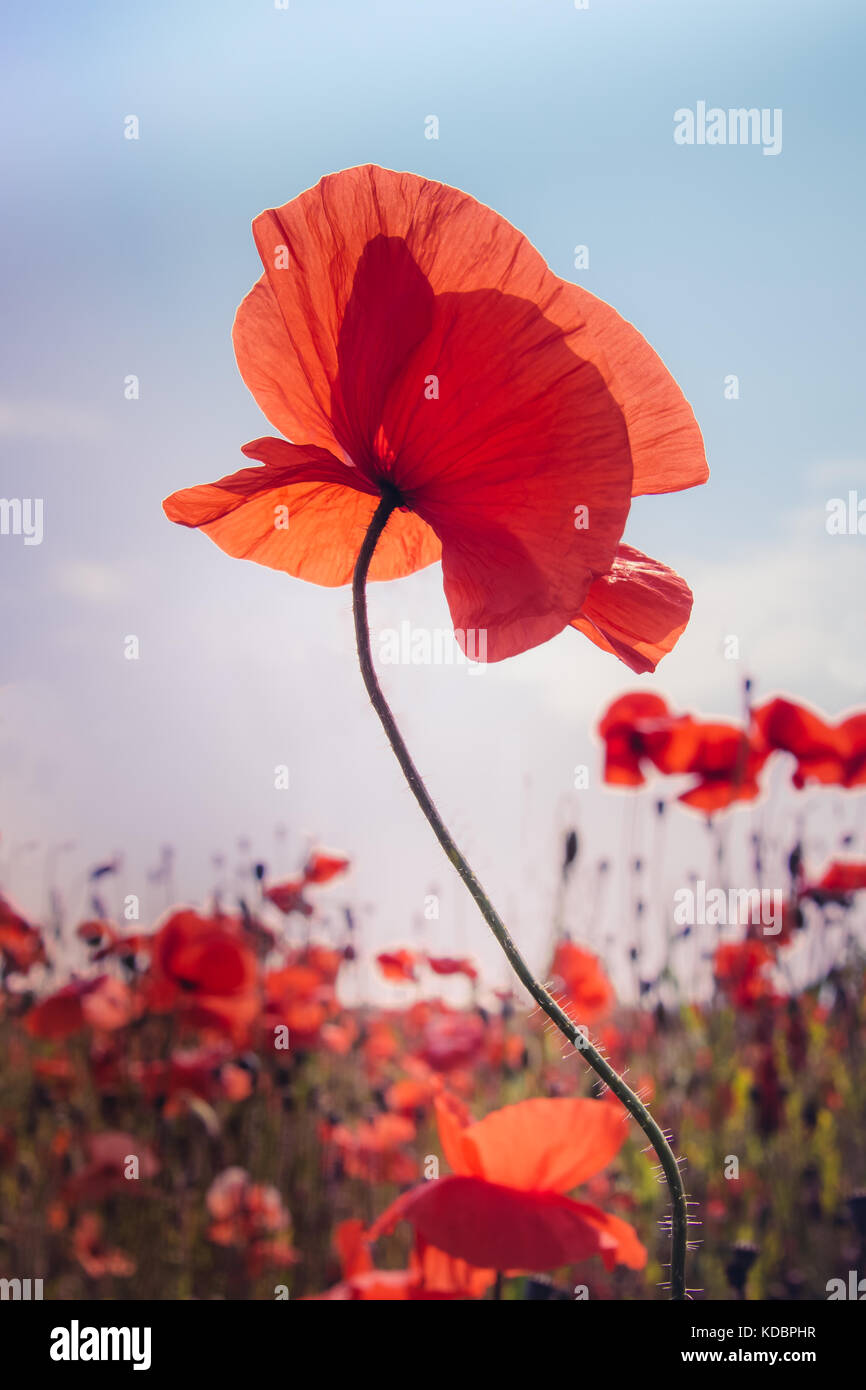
left=244, top=166, right=706, bottom=501
left=458, top=1096, right=629, bottom=1193
left=370, top=1176, right=624, bottom=1271
left=164, top=441, right=440, bottom=585
left=383, top=284, right=633, bottom=661
left=570, top=545, right=694, bottom=673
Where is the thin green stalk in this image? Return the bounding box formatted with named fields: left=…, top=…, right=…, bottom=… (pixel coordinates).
left=352, top=492, right=688, bottom=1300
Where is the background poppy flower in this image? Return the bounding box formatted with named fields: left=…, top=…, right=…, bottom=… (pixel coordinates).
left=753, top=697, right=866, bottom=790
left=0, top=895, right=46, bottom=974
left=376, top=948, right=418, bottom=983
left=264, top=877, right=313, bottom=916
left=165, top=164, right=706, bottom=666
left=303, top=850, right=350, bottom=884
left=549, top=941, right=615, bottom=1023
left=425, top=954, right=478, bottom=981
left=653, top=719, right=767, bottom=812
left=24, top=976, right=136, bottom=1039
left=597, top=692, right=679, bottom=786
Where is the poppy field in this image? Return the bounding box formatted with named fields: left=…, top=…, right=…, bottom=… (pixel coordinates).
left=2, top=681, right=865, bottom=1302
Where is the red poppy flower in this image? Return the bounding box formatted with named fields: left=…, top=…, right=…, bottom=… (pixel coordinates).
left=425, top=954, right=478, bottom=981
left=24, top=975, right=136, bottom=1039
left=262, top=957, right=340, bottom=1048
left=549, top=941, right=615, bottom=1023
left=752, top=698, right=866, bottom=790
left=311, top=1220, right=494, bottom=1301
left=134, top=1044, right=248, bottom=1105
left=652, top=718, right=768, bottom=812
left=713, top=940, right=776, bottom=1010
left=376, top=947, right=418, bottom=983
left=146, top=910, right=260, bottom=1042
left=371, top=1093, right=645, bottom=1273
left=206, top=1167, right=298, bottom=1272
left=264, top=877, right=313, bottom=916
left=805, top=860, right=866, bottom=901
left=164, top=165, right=706, bottom=667
left=303, top=849, right=350, bottom=884
left=63, top=1131, right=160, bottom=1203
left=76, top=919, right=117, bottom=954
left=414, top=1007, right=487, bottom=1073
left=385, top=1075, right=439, bottom=1118
left=72, top=1212, right=136, bottom=1280
left=324, top=1112, right=418, bottom=1185
left=597, top=692, right=681, bottom=786
left=0, top=895, right=46, bottom=974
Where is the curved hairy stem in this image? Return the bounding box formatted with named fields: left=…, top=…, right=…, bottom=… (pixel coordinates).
left=353, top=493, right=688, bottom=1300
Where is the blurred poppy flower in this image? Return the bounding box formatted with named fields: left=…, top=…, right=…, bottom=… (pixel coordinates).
left=206, top=1167, right=297, bottom=1273
left=753, top=698, right=866, bottom=789
left=549, top=941, right=615, bottom=1023
left=165, top=165, right=706, bottom=668
left=264, top=877, right=313, bottom=917
left=147, top=910, right=260, bottom=1041
left=72, top=1211, right=136, bottom=1280
left=803, top=859, right=866, bottom=904
left=425, top=954, right=478, bottom=981
left=0, top=895, right=46, bottom=974
left=263, top=959, right=339, bottom=1048
left=24, top=975, right=136, bottom=1039
left=376, top=948, right=418, bottom=983
left=597, top=693, right=679, bottom=786
left=654, top=718, right=767, bottom=812
left=303, top=849, right=350, bottom=884
left=134, top=1044, right=253, bottom=1107
left=323, top=1111, right=418, bottom=1185
left=414, top=1006, right=487, bottom=1072
left=371, top=1092, right=645, bottom=1272
left=385, top=1074, right=439, bottom=1118
left=64, top=1131, right=160, bottom=1203
left=713, top=940, right=776, bottom=1010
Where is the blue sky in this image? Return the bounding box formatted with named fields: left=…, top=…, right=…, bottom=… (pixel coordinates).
left=1, top=0, right=864, bottom=995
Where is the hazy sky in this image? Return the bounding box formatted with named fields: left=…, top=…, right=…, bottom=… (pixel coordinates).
left=2, top=0, right=864, bottom=998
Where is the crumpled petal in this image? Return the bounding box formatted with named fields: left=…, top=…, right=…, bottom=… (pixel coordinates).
left=570, top=544, right=694, bottom=673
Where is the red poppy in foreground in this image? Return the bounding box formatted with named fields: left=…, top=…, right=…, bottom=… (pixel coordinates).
left=370, top=1092, right=646, bottom=1273
left=311, top=1219, right=494, bottom=1300
left=165, top=165, right=706, bottom=668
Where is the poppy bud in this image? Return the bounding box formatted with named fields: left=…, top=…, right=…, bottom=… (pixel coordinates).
left=847, top=1190, right=866, bottom=1240
left=725, top=1241, right=758, bottom=1296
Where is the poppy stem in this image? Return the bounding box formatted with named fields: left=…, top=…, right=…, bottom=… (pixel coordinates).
left=353, top=494, right=688, bottom=1301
